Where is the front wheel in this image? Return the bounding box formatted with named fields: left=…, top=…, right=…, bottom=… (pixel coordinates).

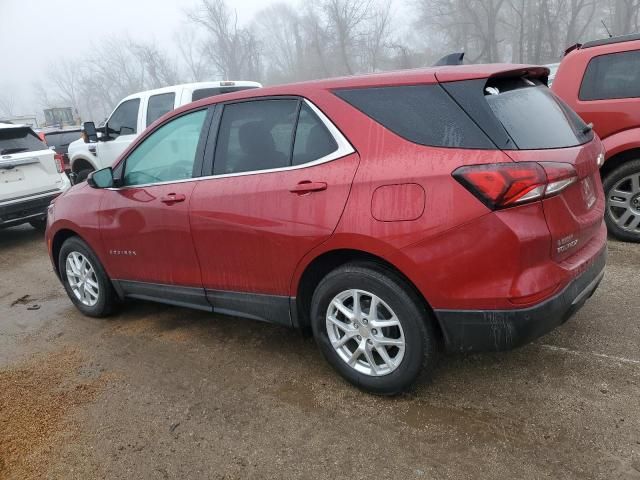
left=310, top=262, right=437, bottom=395
left=603, top=159, right=640, bottom=243
left=58, top=236, right=118, bottom=317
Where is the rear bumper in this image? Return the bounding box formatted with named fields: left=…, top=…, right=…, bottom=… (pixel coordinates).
left=0, top=193, right=61, bottom=228
left=434, top=246, right=607, bottom=352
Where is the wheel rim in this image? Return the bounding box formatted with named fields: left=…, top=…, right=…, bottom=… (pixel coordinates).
left=326, top=289, right=405, bottom=377
left=607, top=172, right=640, bottom=234
left=65, top=251, right=99, bottom=307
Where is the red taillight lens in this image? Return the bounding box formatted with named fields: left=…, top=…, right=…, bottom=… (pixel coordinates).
left=453, top=162, right=577, bottom=210
left=54, top=153, right=65, bottom=174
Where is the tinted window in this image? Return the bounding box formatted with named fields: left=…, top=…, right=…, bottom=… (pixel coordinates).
left=580, top=50, right=640, bottom=100
left=0, top=127, right=47, bottom=155
left=44, top=131, right=81, bottom=149
left=192, top=87, right=256, bottom=102
left=214, top=100, right=298, bottom=175
left=486, top=79, right=592, bottom=149
left=147, top=93, right=175, bottom=126
left=334, top=85, right=493, bottom=149
left=107, top=99, right=140, bottom=136
left=292, top=103, right=338, bottom=165
left=124, top=110, right=207, bottom=186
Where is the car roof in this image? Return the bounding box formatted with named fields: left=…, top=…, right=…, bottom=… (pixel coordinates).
left=581, top=33, right=640, bottom=49
left=120, top=81, right=263, bottom=102
left=172, top=63, right=549, bottom=114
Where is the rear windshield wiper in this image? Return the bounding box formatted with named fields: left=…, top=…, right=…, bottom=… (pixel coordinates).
left=582, top=123, right=594, bottom=135
left=0, top=147, right=29, bottom=155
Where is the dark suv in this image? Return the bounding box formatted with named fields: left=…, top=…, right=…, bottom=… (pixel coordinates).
left=552, top=33, right=640, bottom=242
left=47, top=64, right=606, bottom=394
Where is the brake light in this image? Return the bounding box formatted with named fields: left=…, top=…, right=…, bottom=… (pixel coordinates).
left=453, top=162, right=577, bottom=210
left=54, top=153, right=65, bottom=173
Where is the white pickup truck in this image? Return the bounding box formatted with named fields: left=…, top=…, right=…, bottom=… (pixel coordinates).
left=68, top=81, right=261, bottom=181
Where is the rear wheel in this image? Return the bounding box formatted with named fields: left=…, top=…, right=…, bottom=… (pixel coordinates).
left=603, top=159, right=640, bottom=243
left=58, top=237, right=118, bottom=317
left=310, top=262, right=436, bottom=395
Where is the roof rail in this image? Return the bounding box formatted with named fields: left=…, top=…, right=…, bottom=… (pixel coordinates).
left=433, top=52, right=465, bottom=67
left=581, top=32, right=640, bottom=49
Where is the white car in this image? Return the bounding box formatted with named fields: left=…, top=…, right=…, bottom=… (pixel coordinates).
left=68, top=81, right=262, bottom=181
left=0, top=122, right=71, bottom=230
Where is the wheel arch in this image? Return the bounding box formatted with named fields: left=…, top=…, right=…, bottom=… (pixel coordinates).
left=293, top=248, right=444, bottom=345
left=71, top=155, right=97, bottom=174
left=51, top=228, right=84, bottom=278
left=601, top=147, right=640, bottom=180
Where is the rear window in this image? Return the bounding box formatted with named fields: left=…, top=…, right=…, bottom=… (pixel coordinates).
left=334, top=85, right=494, bottom=149
left=44, top=131, right=81, bottom=148
left=0, top=127, right=48, bottom=155
left=192, top=87, right=257, bottom=102
left=580, top=50, right=640, bottom=100
left=485, top=78, right=593, bottom=149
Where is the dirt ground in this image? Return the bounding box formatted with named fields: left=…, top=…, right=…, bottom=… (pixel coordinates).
left=0, top=225, right=639, bottom=480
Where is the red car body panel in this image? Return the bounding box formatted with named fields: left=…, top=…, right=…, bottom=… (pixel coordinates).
left=552, top=39, right=640, bottom=161
left=47, top=63, right=607, bottom=352
left=189, top=153, right=360, bottom=295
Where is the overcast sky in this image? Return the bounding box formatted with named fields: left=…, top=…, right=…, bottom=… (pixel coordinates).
left=0, top=0, right=270, bottom=115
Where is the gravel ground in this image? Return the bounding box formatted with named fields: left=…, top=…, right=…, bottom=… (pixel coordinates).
left=0, top=225, right=639, bottom=479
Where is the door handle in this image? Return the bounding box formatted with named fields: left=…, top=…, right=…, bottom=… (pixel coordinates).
left=160, top=193, right=186, bottom=204
left=289, top=181, right=328, bottom=195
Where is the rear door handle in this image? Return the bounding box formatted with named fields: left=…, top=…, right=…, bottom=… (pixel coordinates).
left=289, top=181, right=328, bottom=195
left=160, top=193, right=186, bottom=204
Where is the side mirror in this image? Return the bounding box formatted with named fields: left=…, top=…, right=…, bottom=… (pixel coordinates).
left=120, top=126, right=135, bottom=136
left=87, top=167, right=114, bottom=189
left=83, top=121, right=98, bottom=143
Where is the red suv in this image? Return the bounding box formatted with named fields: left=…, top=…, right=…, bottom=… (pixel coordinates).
left=552, top=33, right=640, bottom=242
left=46, top=64, right=606, bottom=394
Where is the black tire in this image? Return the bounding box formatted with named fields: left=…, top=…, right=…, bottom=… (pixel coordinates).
left=29, top=218, right=47, bottom=232
left=310, top=262, right=437, bottom=395
left=75, top=168, right=93, bottom=183
left=58, top=236, right=118, bottom=317
left=603, top=159, right=640, bottom=243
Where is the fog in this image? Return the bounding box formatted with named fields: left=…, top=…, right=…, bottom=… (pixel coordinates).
left=0, top=0, right=267, bottom=117
left=0, top=0, right=637, bottom=125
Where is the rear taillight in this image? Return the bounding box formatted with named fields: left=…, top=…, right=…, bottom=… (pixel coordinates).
left=453, top=162, right=577, bottom=210
left=54, top=153, right=65, bottom=173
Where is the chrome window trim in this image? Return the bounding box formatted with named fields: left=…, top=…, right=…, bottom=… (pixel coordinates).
left=108, top=98, right=355, bottom=190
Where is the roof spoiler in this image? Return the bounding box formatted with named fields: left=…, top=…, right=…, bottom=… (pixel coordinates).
left=564, top=43, right=582, bottom=56
left=433, top=52, right=465, bottom=67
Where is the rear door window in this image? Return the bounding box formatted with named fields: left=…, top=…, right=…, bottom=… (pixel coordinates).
left=579, top=50, right=640, bottom=100
left=292, top=103, right=338, bottom=166
left=334, top=85, right=494, bottom=149
left=213, top=99, right=299, bottom=175
left=485, top=78, right=593, bottom=149
left=146, top=93, right=176, bottom=126
left=0, top=127, right=47, bottom=155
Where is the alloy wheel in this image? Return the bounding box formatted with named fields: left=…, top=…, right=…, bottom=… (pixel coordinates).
left=65, top=251, right=100, bottom=307
left=607, top=172, right=640, bottom=234
left=326, top=289, right=405, bottom=377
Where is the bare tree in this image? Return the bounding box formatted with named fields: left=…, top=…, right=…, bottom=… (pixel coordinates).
left=324, top=0, right=373, bottom=74
left=0, top=91, right=16, bottom=117
left=188, top=0, right=261, bottom=79
left=175, top=29, right=212, bottom=82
